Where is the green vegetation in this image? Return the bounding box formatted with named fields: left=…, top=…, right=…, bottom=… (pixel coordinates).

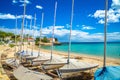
left=0, top=30, right=21, bottom=43
left=55, top=38, right=58, bottom=42
left=35, top=37, right=40, bottom=45
left=9, top=44, right=15, bottom=48
left=41, top=37, right=50, bottom=43
left=35, top=37, right=50, bottom=45
left=0, top=30, right=14, bottom=40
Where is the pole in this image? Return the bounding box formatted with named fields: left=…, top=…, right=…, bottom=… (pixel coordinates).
left=15, top=15, right=17, bottom=57
left=38, top=13, right=44, bottom=57
left=31, top=13, right=36, bottom=56
left=30, top=19, right=32, bottom=54
left=25, top=20, right=28, bottom=53
left=20, top=0, right=26, bottom=62
left=103, top=0, right=108, bottom=67
left=67, top=0, right=74, bottom=64
left=21, top=0, right=26, bottom=51
left=51, top=1, right=57, bottom=60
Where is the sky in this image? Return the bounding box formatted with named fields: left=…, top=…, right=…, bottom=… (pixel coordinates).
left=0, top=0, right=120, bottom=42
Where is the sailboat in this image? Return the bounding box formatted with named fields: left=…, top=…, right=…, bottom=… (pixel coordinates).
left=24, top=13, right=50, bottom=66
left=56, top=0, right=98, bottom=76
left=42, top=0, right=98, bottom=79
left=23, top=14, right=37, bottom=61
left=42, top=1, right=67, bottom=70
left=94, top=0, right=120, bottom=80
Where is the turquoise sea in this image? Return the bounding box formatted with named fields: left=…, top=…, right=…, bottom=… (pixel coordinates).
left=41, top=42, right=120, bottom=59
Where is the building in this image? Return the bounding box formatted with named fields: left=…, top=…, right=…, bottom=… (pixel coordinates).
left=48, top=38, right=55, bottom=43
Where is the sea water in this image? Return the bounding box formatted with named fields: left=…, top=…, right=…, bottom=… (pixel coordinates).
left=41, top=42, right=120, bottom=59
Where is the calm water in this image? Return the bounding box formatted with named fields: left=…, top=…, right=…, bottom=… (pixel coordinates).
left=41, top=42, right=120, bottom=59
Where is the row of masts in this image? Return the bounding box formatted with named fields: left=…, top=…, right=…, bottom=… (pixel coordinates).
left=14, top=0, right=75, bottom=64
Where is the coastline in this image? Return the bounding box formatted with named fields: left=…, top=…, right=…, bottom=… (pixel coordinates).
left=0, top=45, right=120, bottom=79
left=33, top=46, right=120, bottom=68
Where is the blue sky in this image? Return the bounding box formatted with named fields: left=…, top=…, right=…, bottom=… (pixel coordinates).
left=0, top=0, right=120, bottom=42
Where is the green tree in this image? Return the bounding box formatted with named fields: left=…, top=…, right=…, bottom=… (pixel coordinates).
left=41, top=37, right=49, bottom=43
left=35, top=37, right=40, bottom=45
left=55, top=38, right=58, bottom=42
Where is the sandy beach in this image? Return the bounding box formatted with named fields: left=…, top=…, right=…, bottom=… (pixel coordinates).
left=0, top=44, right=120, bottom=80
left=0, top=45, right=10, bottom=80
left=29, top=45, right=120, bottom=68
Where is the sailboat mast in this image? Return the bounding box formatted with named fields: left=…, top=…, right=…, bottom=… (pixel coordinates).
left=30, top=18, right=32, bottom=53
left=25, top=20, right=28, bottom=52
left=51, top=1, right=57, bottom=60
left=38, top=13, right=44, bottom=57
left=67, top=0, right=74, bottom=64
left=21, top=0, right=26, bottom=51
left=15, top=15, right=17, bottom=54
left=31, top=13, right=36, bottom=56
left=103, top=0, right=108, bottom=67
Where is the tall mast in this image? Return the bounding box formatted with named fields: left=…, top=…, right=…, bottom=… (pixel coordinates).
left=31, top=14, right=36, bottom=56
left=21, top=0, right=26, bottom=51
left=103, top=0, right=108, bottom=67
left=29, top=18, right=32, bottom=53
left=15, top=15, right=17, bottom=55
left=38, top=13, right=44, bottom=57
left=67, top=0, right=74, bottom=64
left=25, top=20, right=28, bottom=53
left=51, top=1, right=57, bottom=60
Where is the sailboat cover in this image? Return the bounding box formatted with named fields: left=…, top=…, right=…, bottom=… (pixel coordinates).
left=94, top=66, right=120, bottom=80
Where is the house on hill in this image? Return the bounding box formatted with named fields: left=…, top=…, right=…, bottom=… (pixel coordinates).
left=48, top=38, right=55, bottom=43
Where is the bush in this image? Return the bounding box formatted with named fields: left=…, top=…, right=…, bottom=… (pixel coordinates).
left=41, top=37, right=50, bottom=43
left=9, top=44, right=15, bottom=48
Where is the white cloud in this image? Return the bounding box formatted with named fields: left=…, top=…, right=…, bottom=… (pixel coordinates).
left=12, top=0, right=17, bottom=3
left=19, top=0, right=30, bottom=4
left=12, top=0, right=30, bottom=4
left=0, top=13, right=32, bottom=20
left=111, top=0, right=120, bottom=9
left=0, top=13, right=15, bottom=19
left=19, top=4, right=24, bottom=6
left=89, top=0, right=120, bottom=24
left=1, top=26, right=120, bottom=42
left=17, top=15, right=33, bottom=19
left=89, top=9, right=120, bottom=24
left=36, top=5, right=43, bottom=10
left=98, top=19, right=104, bottom=24
left=107, top=32, right=120, bottom=41
left=82, top=25, right=95, bottom=30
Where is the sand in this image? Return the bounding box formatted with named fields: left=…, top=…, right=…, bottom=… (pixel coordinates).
left=0, top=44, right=120, bottom=80
left=31, top=45, right=120, bottom=68
left=0, top=45, right=10, bottom=80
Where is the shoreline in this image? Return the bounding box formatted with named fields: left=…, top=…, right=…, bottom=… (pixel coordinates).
left=0, top=44, right=120, bottom=80
left=32, top=46, right=120, bottom=67
left=41, top=47, right=120, bottom=60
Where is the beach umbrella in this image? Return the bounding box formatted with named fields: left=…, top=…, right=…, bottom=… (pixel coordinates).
left=94, top=0, right=120, bottom=80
